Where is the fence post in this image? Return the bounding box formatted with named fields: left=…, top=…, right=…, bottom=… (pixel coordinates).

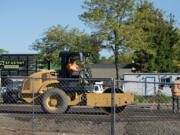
left=111, top=78, right=116, bottom=135
left=157, top=88, right=161, bottom=110
left=32, top=78, right=35, bottom=135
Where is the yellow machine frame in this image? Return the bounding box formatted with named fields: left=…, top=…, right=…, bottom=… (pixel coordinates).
left=19, top=70, right=134, bottom=108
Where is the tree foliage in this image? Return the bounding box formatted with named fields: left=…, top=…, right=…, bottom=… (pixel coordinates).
left=80, top=0, right=135, bottom=79
left=0, top=49, right=8, bottom=54
left=152, top=24, right=179, bottom=72
left=99, top=52, right=133, bottom=64
left=174, top=28, right=180, bottom=66
left=31, top=25, right=101, bottom=68
left=127, top=0, right=180, bottom=72
left=31, top=0, right=180, bottom=73
left=125, top=0, right=164, bottom=53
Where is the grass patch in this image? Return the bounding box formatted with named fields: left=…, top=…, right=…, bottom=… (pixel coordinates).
left=134, top=94, right=172, bottom=104
left=134, top=95, right=145, bottom=104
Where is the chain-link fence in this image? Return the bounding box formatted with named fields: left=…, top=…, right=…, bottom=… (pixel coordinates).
left=0, top=76, right=180, bottom=135
left=115, top=79, right=180, bottom=135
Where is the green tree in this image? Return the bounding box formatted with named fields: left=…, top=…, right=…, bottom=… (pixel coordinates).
left=99, top=53, right=132, bottom=64
left=118, top=52, right=133, bottom=64
left=99, top=56, right=114, bottom=64
left=127, top=0, right=179, bottom=72
left=31, top=25, right=101, bottom=69
left=80, top=0, right=135, bottom=80
left=151, top=23, right=179, bottom=72
left=174, top=28, right=180, bottom=69
left=0, top=49, right=8, bottom=54
left=125, top=0, right=164, bottom=53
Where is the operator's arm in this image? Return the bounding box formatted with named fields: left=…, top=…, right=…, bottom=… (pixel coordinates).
left=76, top=65, right=84, bottom=69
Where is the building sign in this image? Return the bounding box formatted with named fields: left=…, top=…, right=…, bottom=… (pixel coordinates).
left=0, top=54, right=41, bottom=76
left=0, top=61, right=25, bottom=69
left=4, top=65, right=19, bottom=69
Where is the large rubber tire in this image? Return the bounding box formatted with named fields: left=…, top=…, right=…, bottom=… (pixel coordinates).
left=41, top=88, right=68, bottom=114
left=102, top=88, right=126, bottom=114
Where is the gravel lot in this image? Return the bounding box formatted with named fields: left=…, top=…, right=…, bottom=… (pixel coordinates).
left=0, top=114, right=180, bottom=135
left=0, top=104, right=180, bottom=135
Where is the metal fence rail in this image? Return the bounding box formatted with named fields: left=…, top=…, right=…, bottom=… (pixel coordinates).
left=0, top=76, right=180, bottom=135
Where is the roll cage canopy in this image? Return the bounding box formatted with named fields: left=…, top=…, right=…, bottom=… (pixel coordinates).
left=59, top=51, right=91, bottom=78
left=59, top=51, right=91, bottom=57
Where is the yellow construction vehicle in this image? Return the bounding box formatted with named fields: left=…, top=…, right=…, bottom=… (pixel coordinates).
left=19, top=51, right=134, bottom=113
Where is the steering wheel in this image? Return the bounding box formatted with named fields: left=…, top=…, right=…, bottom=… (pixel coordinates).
left=78, top=68, right=92, bottom=85
left=79, top=67, right=92, bottom=79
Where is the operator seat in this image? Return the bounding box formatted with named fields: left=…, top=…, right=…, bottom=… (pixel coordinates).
left=66, top=67, right=80, bottom=78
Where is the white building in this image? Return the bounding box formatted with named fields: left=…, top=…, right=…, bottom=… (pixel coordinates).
left=123, top=73, right=180, bottom=96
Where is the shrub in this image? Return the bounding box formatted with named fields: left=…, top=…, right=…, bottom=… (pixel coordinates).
left=134, top=94, right=172, bottom=104
left=134, top=95, right=145, bottom=104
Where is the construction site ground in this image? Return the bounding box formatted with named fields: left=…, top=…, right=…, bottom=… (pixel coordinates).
left=0, top=104, right=180, bottom=135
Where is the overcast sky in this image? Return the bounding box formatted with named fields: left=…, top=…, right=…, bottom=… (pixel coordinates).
left=0, top=0, right=179, bottom=57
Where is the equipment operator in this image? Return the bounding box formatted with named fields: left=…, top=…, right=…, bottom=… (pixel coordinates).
left=66, top=58, right=83, bottom=77
left=171, top=77, right=180, bottom=113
